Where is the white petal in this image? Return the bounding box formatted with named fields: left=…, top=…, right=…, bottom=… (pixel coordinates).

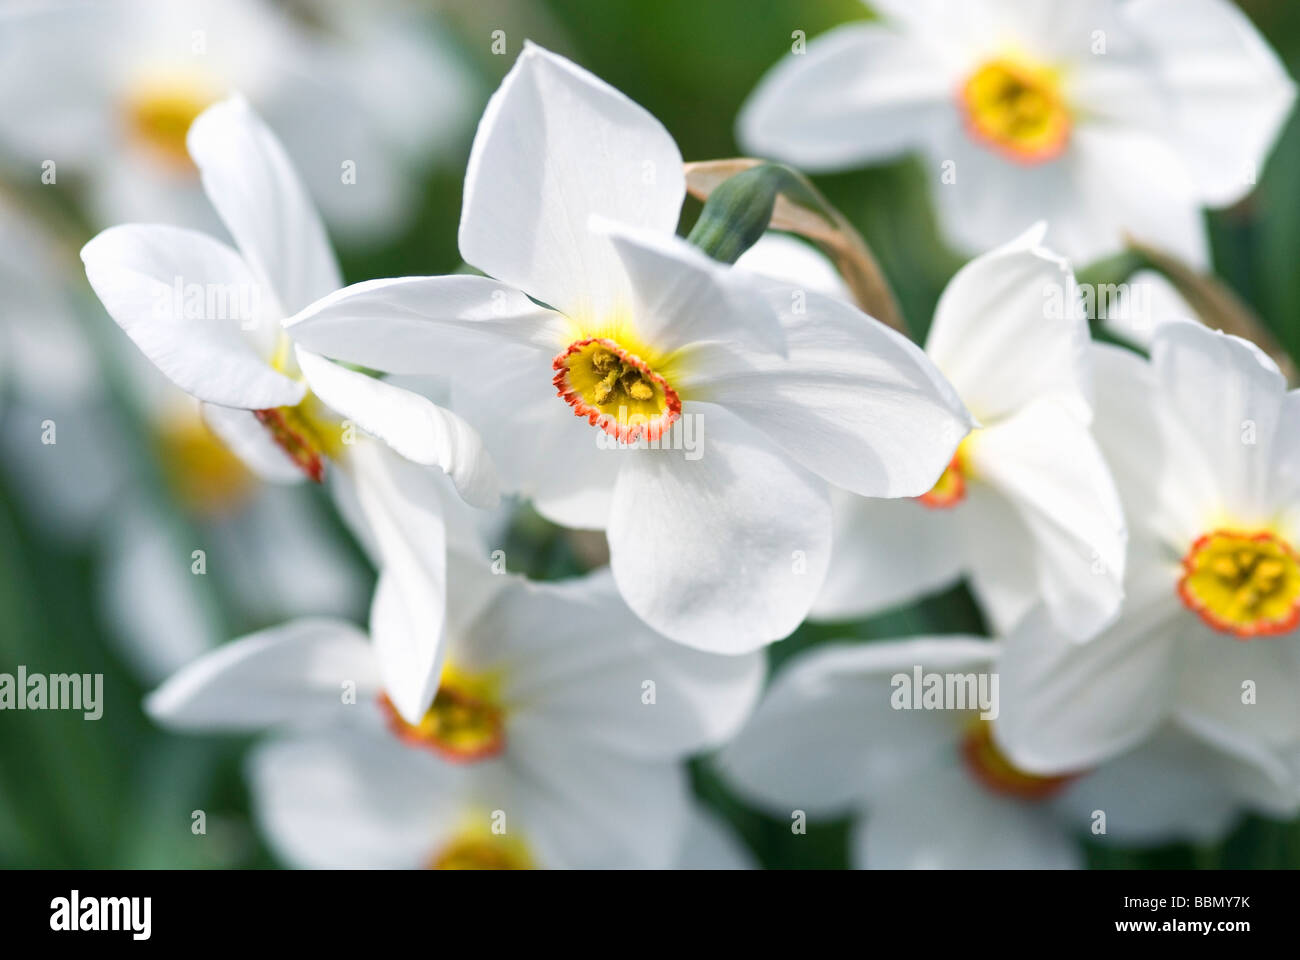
left=1175, top=625, right=1300, bottom=754
left=447, top=345, right=622, bottom=527
left=199, top=402, right=303, bottom=483
left=927, top=125, right=1208, bottom=268
left=994, top=601, right=1182, bottom=774
left=187, top=96, right=341, bottom=314
left=1067, top=125, right=1209, bottom=268
left=856, top=764, right=1081, bottom=869
left=285, top=274, right=566, bottom=374
left=1053, top=724, right=1270, bottom=846
left=735, top=232, right=852, bottom=302
left=681, top=285, right=972, bottom=498
left=504, top=735, right=690, bottom=869
left=812, top=490, right=963, bottom=621
left=966, top=397, right=1126, bottom=640
left=674, top=804, right=757, bottom=870
left=607, top=403, right=831, bottom=652
left=248, top=730, right=468, bottom=869
left=1101, top=269, right=1199, bottom=351
left=145, top=618, right=379, bottom=731
left=1126, top=0, right=1296, bottom=207
left=594, top=216, right=785, bottom=355
left=296, top=348, right=499, bottom=508
left=348, top=441, right=450, bottom=723
left=81, top=225, right=302, bottom=408
left=958, top=483, right=1040, bottom=634
left=737, top=23, right=951, bottom=171
left=925, top=223, right=1092, bottom=423
left=1149, top=321, right=1287, bottom=521
left=717, top=638, right=993, bottom=818
left=456, top=570, right=766, bottom=759
left=459, top=42, right=684, bottom=320
left=1090, top=342, right=1219, bottom=548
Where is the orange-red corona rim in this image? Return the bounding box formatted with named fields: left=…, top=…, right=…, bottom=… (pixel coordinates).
left=553, top=337, right=682, bottom=443
left=1177, top=529, right=1300, bottom=638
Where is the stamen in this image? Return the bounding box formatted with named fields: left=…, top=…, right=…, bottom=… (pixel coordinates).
left=959, top=57, right=1070, bottom=164
left=378, top=665, right=506, bottom=763
left=1178, top=530, right=1300, bottom=638
left=553, top=337, right=681, bottom=443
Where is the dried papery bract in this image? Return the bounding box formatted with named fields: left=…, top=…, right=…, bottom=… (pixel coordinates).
left=684, top=158, right=907, bottom=336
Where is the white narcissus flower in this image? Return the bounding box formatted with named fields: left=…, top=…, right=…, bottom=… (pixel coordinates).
left=0, top=0, right=474, bottom=238
left=146, top=563, right=765, bottom=870
left=718, top=638, right=1297, bottom=869
left=285, top=42, right=974, bottom=654
left=80, top=95, right=497, bottom=508
left=815, top=225, right=1126, bottom=641
left=738, top=0, right=1295, bottom=267
left=994, top=321, right=1300, bottom=789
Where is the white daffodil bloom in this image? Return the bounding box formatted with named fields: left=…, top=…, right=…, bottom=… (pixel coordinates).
left=285, top=43, right=973, bottom=653
left=147, top=563, right=765, bottom=869
left=80, top=95, right=496, bottom=508
left=994, top=321, right=1300, bottom=789
left=718, top=638, right=1297, bottom=869
left=738, top=0, right=1295, bottom=266
left=0, top=0, right=474, bottom=238
left=815, top=226, right=1126, bottom=641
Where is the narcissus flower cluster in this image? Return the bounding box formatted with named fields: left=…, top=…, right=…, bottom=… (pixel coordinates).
left=59, top=12, right=1300, bottom=871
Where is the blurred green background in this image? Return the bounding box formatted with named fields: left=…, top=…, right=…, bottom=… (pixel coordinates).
left=2, top=0, right=1298, bottom=869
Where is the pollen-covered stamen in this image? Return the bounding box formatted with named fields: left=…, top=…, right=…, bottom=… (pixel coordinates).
left=1178, top=530, right=1300, bottom=638
left=959, top=57, right=1071, bottom=164
left=961, top=719, right=1079, bottom=801
left=429, top=830, right=532, bottom=870
left=553, top=338, right=681, bottom=443
left=379, top=666, right=506, bottom=763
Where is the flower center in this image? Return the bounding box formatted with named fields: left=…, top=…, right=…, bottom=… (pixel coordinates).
left=553, top=338, right=681, bottom=443
left=256, top=339, right=346, bottom=483
left=1177, top=530, right=1300, bottom=638
left=379, top=664, right=506, bottom=763
left=961, top=719, right=1078, bottom=801
left=959, top=57, right=1071, bottom=164
left=917, top=436, right=973, bottom=509
left=253, top=397, right=344, bottom=484
left=154, top=411, right=255, bottom=514
left=123, top=72, right=218, bottom=170
left=429, top=829, right=532, bottom=870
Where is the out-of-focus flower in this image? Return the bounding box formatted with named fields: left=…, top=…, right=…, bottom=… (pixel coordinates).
left=738, top=0, right=1295, bottom=266
left=285, top=42, right=973, bottom=654
left=718, top=637, right=1297, bottom=868
left=98, top=366, right=369, bottom=684
left=0, top=194, right=126, bottom=542
left=995, top=321, right=1300, bottom=792
left=815, top=225, right=1126, bottom=641
left=0, top=0, right=476, bottom=239
left=80, top=95, right=496, bottom=506
left=146, top=560, right=765, bottom=869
